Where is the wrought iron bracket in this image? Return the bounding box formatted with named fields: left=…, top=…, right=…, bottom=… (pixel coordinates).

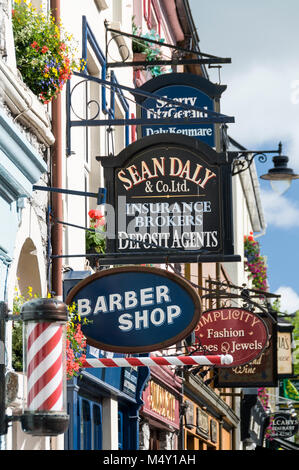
left=231, top=142, right=282, bottom=176
left=105, top=23, right=232, bottom=68
left=66, top=71, right=234, bottom=155
left=200, top=279, right=279, bottom=323
left=33, top=185, right=106, bottom=205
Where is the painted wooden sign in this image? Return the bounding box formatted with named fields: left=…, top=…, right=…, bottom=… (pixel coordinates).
left=97, top=134, right=240, bottom=265
left=195, top=308, right=269, bottom=367
left=66, top=266, right=201, bottom=353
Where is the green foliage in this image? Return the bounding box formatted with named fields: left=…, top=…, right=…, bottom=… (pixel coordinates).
left=289, top=311, right=299, bottom=376
left=85, top=209, right=106, bottom=254
left=12, top=286, right=38, bottom=371
left=132, top=17, right=166, bottom=77
left=12, top=322, right=23, bottom=372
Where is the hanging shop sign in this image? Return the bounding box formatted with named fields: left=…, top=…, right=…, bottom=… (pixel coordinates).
left=269, top=412, right=299, bottom=439
left=277, top=331, right=293, bottom=377
left=66, top=266, right=201, bottom=353
left=215, top=315, right=278, bottom=388
left=249, top=399, right=270, bottom=446
left=136, top=73, right=226, bottom=147
left=277, top=319, right=294, bottom=378
left=280, top=379, right=299, bottom=402
left=97, top=134, right=240, bottom=265
left=121, top=366, right=138, bottom=398
left=195, top=308, right=269, bottom=368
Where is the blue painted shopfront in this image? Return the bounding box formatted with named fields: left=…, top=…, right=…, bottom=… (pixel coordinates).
left=65, top=347, right=150, bottom=450
left=0, top=108, right=47, bottom=302
left=63, top=271, right=150, bottom=450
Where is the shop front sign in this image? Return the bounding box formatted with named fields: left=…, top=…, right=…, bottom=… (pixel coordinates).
left=269, top=412, right=299, bottom=439
left=195, top=308, right=269, bottom=367
left=196, top=408, right=209, bottom=438
left=210, top=420, right=217, bottom=443
left=142, top=380, right=180, bottom=428
left=136, top=73, right=227, bottom=147
left=66, top=266, right=201, bottom=353
left=97, top=134, right=240, bottom=264
left=184, top=400, right=195, bottom=429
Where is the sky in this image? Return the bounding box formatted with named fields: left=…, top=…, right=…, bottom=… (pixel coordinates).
left=189, top=0, right=299, bottom=313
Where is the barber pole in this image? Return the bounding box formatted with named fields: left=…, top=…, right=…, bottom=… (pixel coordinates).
left=26, top=322, right=64, bottom=411
left=82, top=354, right=233, bottom=368
left=21, top=298, right=69, bottom=436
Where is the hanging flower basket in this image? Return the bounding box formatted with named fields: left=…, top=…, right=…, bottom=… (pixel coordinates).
left=244, top=232, right=267, bottom=291
left=132, top=18, right=166, bottom=77
left=12, top=1, right=83, bottom=104
left=86, top=209, right=106, bottom=270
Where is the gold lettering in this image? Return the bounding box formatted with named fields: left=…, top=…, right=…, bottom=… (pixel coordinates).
left=148, top=381, right=176, bottom=421
left=152, top=157, right=165, bottom=177
left=179, top=160, right=191, bottom=180
left=127, top=165, right=142, bottom=185
left=117, top=169, right=133, bottom=190
left=198, top=168, right=216, bottom=189
left=140, top=161, right=154, bottom=181
left=169, top=157, right=183, bottom=177
left=190, top=163, right=203, bottom=183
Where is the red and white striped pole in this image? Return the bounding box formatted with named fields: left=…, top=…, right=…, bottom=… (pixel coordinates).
left=82, top=354, right=233, bottom=369
left=21, top=298, right=69, bottom=436
left=26, top=322, right=64, bottom=412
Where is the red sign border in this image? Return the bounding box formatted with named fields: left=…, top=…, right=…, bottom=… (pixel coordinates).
left=195, top=307, right=270, bottom=367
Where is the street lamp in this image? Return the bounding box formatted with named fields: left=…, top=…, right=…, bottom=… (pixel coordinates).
left=260, top=142, right=299, bottom=195
left=231, top=141, right=299, bottom=195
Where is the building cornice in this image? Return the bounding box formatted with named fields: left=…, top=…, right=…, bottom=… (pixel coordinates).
left=0, top=107, right=47, bottom=200
left=0, top=60, right=55, bottom=147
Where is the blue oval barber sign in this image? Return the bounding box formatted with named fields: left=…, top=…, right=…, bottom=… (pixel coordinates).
left=66, top=266, right=201, bottom=353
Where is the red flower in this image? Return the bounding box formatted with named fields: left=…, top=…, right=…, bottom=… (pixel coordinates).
left=41, top=45, right=49, bottom=53
left=30, top=41, right=39, bottom=49
left=88, top=209, right=103, bottom=220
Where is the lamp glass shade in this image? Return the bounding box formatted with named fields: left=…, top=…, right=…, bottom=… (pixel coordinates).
left=270, top=179, right=292, bottom=196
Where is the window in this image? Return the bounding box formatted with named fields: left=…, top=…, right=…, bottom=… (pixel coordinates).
left=79, top=399, right=91, bottom=450
left=118, top=411, right=123, bottom=450
left=92, top=404, right=102, bottom=450
left=143, top=0, right=161, bottom=35
left=78, top=398, right=102, bottom=450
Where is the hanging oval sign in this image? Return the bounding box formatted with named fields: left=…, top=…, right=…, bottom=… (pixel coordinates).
left=194, top=308, right=269, bottom=367
left=66, top=266, right=201, bottom=353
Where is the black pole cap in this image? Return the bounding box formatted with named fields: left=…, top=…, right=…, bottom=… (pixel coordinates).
left=21, top=412, right=69, bottom=436
left=21, top=298, right=68, bottom=323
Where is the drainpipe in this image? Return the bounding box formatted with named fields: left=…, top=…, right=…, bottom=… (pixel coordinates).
left=50, top=0, right=63, bottom=299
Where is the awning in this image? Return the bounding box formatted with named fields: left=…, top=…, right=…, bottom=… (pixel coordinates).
left=269, top=438, right=299, bottom=451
